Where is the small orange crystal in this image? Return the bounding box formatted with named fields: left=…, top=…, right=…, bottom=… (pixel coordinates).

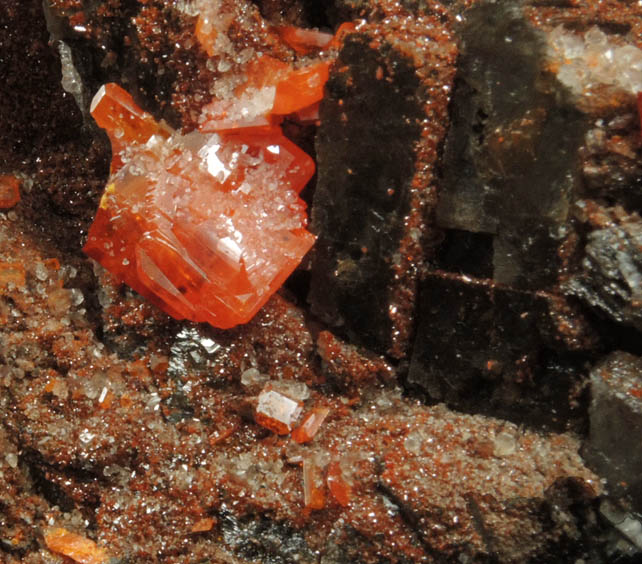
left=327, top=460, right=352, bottom=507
left=84, top=83, right=315, bottom=328
left=0, top=175, right=20, bottom=209
left=44, top=527, right=109, bottom=564
left=191, top=517, right=216, bottom=532
left=292, top=407, right=330, bottom=443
left=275, top=25, right=333, bottom=54
left=272, top=61, right=331, bottom=116
left=303, top=458, right=326, bottom=510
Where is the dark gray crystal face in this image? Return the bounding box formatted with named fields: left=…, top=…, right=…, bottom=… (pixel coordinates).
left=309, top=33, right=423, bottom=354
left=565, top=211, right=642, bottom=332
left=408, top=272, right=593, bottom=430
left=586, top=352, right=642, bottom=513
left=436, top=1, right=588, bottom=289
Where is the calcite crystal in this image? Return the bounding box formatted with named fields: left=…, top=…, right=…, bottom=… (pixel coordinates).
left=255, top=385, right=303, bottom=434
left=84, top=83, right=316, bottom=328
left=547, top=25, right=642, bottom=98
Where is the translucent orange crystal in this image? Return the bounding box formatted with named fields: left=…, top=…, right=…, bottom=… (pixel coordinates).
left=272, top=61, right=331, bottom=116
left=292, top=407, right=330, bottom=443
left=327, top=460, right=352, bottom=507
left=90, top=83, right=170, bottom=173
left=199, top=56, right=330, bottom=133
left=84, top=83, right=315, bottom=328
left=195, top=18, right=358, bottom=133
left=0, top=175, right=20, bottom=209
left=191, top=517, right=216, bottom=533
left=44, top=527, right=109, bottom=564
left=275, top=26, right=333, bottom=54
left=303, top=458, right=326, bottom=510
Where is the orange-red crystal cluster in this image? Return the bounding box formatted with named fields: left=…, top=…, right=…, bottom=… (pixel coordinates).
left=197, top=22, right=356, bottom=131
left=252, top=382, right=349, bottom=510
left=83, top=26, right=342, bottom=327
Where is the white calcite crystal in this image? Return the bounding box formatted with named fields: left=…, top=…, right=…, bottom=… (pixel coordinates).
left=547, top=25, right=642, bottom=96
left=255, top=386, right=303, bottom=434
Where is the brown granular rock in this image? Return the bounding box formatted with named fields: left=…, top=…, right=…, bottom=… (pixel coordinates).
left=317, top=330, right=396, bottom=393
left=0, top=207, right=602, bottom=562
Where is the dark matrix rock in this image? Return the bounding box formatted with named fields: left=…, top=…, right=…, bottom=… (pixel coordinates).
left=310, top=33, right=420, bottom=354
left=309, top=14, right=457, bottom=358
left=565, top=206, right=642, bottom=332
left=436, top=1, right=588, bottom=289
left=408, top=271, right=596, bottom=431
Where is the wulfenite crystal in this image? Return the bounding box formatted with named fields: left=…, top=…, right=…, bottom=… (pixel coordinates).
left=84, top=83, right=316, bottom=328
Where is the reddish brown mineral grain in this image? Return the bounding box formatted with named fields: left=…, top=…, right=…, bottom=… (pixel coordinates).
left=0, top=175, right=20, bottom=209
left=0, top=261, right=25, bottom=290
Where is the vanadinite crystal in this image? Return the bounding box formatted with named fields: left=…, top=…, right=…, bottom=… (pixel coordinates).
left=84, top=82, right=316, bottom=328
left=44, top=527, right=109, bottom=564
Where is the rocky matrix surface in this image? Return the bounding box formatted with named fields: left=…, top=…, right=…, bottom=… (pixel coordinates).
left=1, top=0, right=641, bottom=563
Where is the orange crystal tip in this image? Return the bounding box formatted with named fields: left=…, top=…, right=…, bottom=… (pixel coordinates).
left=90, top=83, right=169, bottom=173
left=292, top=407, right=330, bottom=443
left=275, top=25, right=333, bottom=54
left=0, top=175, right=20, bottom=209
left=195, top=15, right=217, bottom=57
left=191, top=517, right=216, bottom=533
left=90, top=83, right=165, bottom=144
left=328, top=21, right=359, bottom=50
left=44, top=527, right=109, bottom=564
left=272, top=61, right=331, bottom=116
